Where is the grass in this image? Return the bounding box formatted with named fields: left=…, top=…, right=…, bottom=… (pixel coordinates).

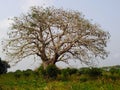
left=0, top=67, right=120, bottom=90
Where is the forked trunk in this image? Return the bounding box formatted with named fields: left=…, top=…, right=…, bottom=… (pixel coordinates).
left=42, top=54, right=58, bottom=69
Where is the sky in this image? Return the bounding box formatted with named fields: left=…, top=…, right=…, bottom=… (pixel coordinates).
left=0, top=0, right=120, bottom=71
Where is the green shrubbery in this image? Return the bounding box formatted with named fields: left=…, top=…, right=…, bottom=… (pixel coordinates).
left=36, top=65, right=60, bottom=79
left=46, top=65, right=60, bottom=79
left=1, top=66, right=120, bottom=89
left=36, top=66, right=78, bottom=80
left=23, top=69, right=33, bottom=77
left=37, top=66, right=103, bottom=80
left=36, top=65, right=45, bottom=77
left=78, top=67, right=102, bottom=77
left=66, top=68, right=78, bottom=75
left=109, top=68, right=120, bottom=75
left=8, top=66, right=106, bottom=81
left=14, top=70, right=23, bottom=78
left=14, top=69, right=34, bottom=79
left=60, top=69, right=70, bottom=81
left=88, top=68, right=102, bottom=77
left=0, top=58, right=10, bottom=74
left=78, top=67, right=90, bottom=75
left=59, top=68, right=78, bottom=81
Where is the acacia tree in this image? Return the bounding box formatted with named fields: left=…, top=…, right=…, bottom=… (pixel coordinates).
left=3, top=6, right=110, bottom=68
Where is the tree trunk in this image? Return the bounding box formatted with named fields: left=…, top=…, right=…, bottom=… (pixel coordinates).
left=42, top=61, right=49, bottom=69
left=42, top=60, right=55, bottom=69
left=42, top=54, right=59, bottom=69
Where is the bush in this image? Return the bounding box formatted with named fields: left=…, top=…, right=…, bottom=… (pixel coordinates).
left=14, top=70, right=23, bottom=78
left=78, top=67, right=90, bottom=75
left=0, top=58, right=10, bottom=74
left=88, top=68, right=102, bottom=77
left=46, top=65, right=60, bottom=79
left=78, top=67, right=102, bottom=77
left=35, top=65, right=46, bottom=77
left=80, top=75, right=88, bottom=82
left=60, top=69, right=69, bottom=81
left=23, top=69, right=33, bottom=77
left=66, top=68, right=78, bottom=75
left=109, top=68, right=119, bottom=75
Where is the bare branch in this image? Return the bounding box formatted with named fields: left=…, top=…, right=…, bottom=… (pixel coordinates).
left=3, top=6, right=110, bottom=67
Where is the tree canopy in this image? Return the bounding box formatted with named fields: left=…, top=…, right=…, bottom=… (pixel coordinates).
left=0, top=58, right=10, bottom=74
left=3, top=6, right=110, bottom=68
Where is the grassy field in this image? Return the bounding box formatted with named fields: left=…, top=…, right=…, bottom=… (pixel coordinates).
left=0, top=66, right=120, bottom=90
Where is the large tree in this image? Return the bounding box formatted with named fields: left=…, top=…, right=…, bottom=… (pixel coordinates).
left=3, top=6, right=110, bottom=68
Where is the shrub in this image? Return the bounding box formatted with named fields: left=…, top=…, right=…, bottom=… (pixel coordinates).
left=14, top=70, right=23, bottom=78
left=23, top=69, right=33, bottom=77
left=88, top=68, right=102, bottom=77
left=78, top=67, right=90, bottom=75
left=35, top=65, right=46, bottom=77
left=60, top=69, right=70, bottom=81
left=66, top=68, right=78, bottom=75
left=109, top=75, right=117, bottom=81
left=46, top=65, right=60, bottom=79
left=78, top=67, right=102, bottom=77
left=80, top=76, right=88, bottom=82
left=109, top=68, right=119, bottom=75
left=0, top=58, right=10, bottom=74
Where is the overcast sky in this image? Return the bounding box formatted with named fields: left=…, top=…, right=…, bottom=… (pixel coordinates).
left=0, top=0, right=120, bottom=71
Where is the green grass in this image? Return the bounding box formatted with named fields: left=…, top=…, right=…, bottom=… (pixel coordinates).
left=0, top=68, right=120, bottom=90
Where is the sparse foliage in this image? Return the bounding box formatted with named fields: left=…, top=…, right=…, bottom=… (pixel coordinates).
left=3, top=6, right=110, bottom=68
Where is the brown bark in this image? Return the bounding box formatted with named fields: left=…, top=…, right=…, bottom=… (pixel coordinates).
left=42, top=61, right=49, bottom=69
left=42, top=60, right=54, bottom=69
left=42, top=54, right=59, bottom=69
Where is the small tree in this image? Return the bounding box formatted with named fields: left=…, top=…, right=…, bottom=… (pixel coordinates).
left=0, top=58, right=10, bottom=74
left=3, top=6, right=110, bottom=69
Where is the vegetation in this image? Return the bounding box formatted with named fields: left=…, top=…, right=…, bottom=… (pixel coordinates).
left=1, top=6, right=111, bottom=90
left=0, top=66, right=120, bottom=90
left=0, top=58, right=10, bottom=74
left=3, top=6, right=110, bottom=68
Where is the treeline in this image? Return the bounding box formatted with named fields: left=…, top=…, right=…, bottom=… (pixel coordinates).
left=7, top=65, right=120, bottom=81
left=1, top=65, right=120, bottom=89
